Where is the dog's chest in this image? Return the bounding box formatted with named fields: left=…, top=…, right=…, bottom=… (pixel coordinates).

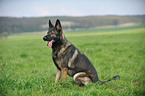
left=52, top=42, right=71, bottom=69
left=54, top=56, right=62, bottom=68
left=52, top=51, right=65, bottom=69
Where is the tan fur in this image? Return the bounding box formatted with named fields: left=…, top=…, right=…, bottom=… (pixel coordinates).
left=77, top=77, right=92, bottom=85
left=61, top=68, right=68, bottom=82
left=57, top=42, right=71, bottom=56
left=68, top=49, right=78, bottom=67
left=73, top=72, right=92, bottom=85
left=73, top=72, right=87, bottom=80
left=55, top=69, right=61, bottom=83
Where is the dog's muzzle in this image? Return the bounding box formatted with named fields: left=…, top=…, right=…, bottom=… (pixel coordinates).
left=43, top=36, right=47, bottom=41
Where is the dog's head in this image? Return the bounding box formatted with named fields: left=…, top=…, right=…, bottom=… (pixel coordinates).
left=43, top=19, right=63, bottom=47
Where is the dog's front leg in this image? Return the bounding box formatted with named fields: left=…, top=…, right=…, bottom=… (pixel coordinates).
left=55, top=69, right=61, bottom=83
left=62, top=68, right=68, bottom=82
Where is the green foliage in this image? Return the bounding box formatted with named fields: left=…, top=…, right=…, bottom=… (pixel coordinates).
left=0, top=15, right=145, bottom=34
left=0, top=27, right=145, bottom=96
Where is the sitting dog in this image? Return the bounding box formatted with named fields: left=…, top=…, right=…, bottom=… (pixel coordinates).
left=43, top=19, right=119, bottom=86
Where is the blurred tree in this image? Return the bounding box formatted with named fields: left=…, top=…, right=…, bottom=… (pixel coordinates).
left=112, top=19, right=119, bottom=26
left=0, top=15, right=144, bottom=34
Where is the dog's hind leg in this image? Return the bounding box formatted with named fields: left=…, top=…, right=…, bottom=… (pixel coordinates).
left=73, top=72, right=92, bottom=86
left=55, top=69, right=61, bottom=83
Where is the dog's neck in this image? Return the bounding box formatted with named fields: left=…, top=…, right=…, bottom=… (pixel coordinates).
left=52, top=35, right=70, bottom=51
left=52, top=40, right=64, bottom=49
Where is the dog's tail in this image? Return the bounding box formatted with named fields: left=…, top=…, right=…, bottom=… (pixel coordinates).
left=98, top=75, right=120, bottom=84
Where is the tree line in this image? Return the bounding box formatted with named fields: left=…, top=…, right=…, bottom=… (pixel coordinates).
left=0, top=15, right=145, bottom=35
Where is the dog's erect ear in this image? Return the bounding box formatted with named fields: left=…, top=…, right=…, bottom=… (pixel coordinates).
left=55, top=19, right=62, bottom=33
left=49, top=20, right=54, bottom=28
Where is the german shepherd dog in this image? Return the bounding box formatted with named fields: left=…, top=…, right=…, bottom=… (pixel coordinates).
left=43, top=19, right=119, bottom=86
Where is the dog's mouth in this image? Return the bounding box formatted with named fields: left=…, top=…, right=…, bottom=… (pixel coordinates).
left=46, top=40, right=54, bottom=47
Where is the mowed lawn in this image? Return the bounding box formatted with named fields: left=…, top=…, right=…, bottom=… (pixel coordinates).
left=0, top=28, right=145, bottom=96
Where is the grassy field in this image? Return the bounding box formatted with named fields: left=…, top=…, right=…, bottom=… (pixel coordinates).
left=0, top=27, right=145, bottom=96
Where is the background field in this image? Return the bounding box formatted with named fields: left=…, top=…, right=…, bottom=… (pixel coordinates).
left=0, top=27, right=145, bottom=96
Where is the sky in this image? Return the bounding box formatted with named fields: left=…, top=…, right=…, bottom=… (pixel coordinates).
left=0, top=0, right=145, bottom=17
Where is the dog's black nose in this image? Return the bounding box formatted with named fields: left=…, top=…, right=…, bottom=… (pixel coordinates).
left=43, top=36, right=47, bottom=41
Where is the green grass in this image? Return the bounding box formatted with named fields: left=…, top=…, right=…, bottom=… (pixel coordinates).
left=0, top=27, right=145, bottom=96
